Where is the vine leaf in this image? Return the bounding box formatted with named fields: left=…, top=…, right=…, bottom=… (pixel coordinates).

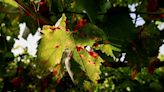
left=73, top=45, right=104, bottom=83
left=36, top=14, right=73, bottom=77
left=94, top=44, right=121, bottom=59
left=36, top=14, right=115, bottom=83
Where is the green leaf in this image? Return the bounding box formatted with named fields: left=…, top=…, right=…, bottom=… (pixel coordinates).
left=94, top=44, right=121, bottom=59
left=3, top=0, right=18, bottom=7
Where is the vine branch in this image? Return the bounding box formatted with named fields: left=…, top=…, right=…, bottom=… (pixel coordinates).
left=14, top=0, right=53, bottom=25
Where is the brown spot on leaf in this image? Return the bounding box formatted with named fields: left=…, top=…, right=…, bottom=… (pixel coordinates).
left=88, top=51, right=98, bottom=58
left=50, top=26, right=60, bottom=31
left=87, top=59, right=96, bottom=65
left=80, top=54, right=84, bottom=58
left=52, top=64, right=61, bottom=76
left=93, top=43, right=99, bottom=47
left=87, top=60, right=91, bottom=63
left=54, top=45, right=60, bottom=48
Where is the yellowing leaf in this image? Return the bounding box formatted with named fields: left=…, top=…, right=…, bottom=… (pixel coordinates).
left=4, top=0, right=18, bottom=7
left=73, top=46, right=104, bottom=83
left=36, top=14, right=73, bottom=76
left=36, top=14, right=104, bottom=83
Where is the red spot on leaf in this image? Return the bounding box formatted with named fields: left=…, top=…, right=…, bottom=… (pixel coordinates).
left=87, top=59, right=96, bottom=65
left=76, top=45, right=83, bottom=52
left=54, top=45, right=60, bottom=48
left=88, top=51, right=98, bottom=58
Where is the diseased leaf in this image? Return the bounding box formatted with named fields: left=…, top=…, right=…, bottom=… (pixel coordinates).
left=73, top=45, right=104, bottom=83
left=36, top=14, right=74, bottom=77
left=36, top=14, right=106, bottom=83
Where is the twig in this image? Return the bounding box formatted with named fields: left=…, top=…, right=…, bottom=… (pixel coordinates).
left=13, top=0, right=164, bottom=25
left=14, top=0, right=52, bottom=25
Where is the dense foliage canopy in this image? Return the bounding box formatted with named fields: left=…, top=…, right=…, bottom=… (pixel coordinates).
left=0, top=0, right=164, bottom=92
